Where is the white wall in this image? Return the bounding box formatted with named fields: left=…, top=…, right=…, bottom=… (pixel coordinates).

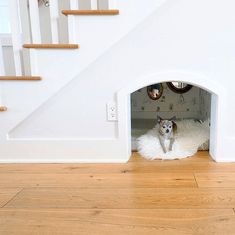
left=2, top=0, right=235, bottom=162
left=11, top=0, right=226, bottom=139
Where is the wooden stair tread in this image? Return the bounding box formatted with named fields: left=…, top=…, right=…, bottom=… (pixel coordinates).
left=62, top=10, right=119, bottom=16
left=0, top=106, right=7, bottom=112
left=0, top=76, right=42, bottom=81
left=23, top=44, right=79, bottom=49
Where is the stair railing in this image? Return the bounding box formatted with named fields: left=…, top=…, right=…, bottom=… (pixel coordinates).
left=7, top=0, right=117, bottom=75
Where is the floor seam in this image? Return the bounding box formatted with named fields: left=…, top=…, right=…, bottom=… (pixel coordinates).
left=1, top=188, right=24, bottom=208
left=193, top=173, right=199, bottom=188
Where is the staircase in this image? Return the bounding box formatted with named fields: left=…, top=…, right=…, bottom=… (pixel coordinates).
left=0, top=0, right=167, bottom=162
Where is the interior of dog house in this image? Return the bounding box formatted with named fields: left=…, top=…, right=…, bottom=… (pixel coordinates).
left=131, top=81, right=211, bottom=160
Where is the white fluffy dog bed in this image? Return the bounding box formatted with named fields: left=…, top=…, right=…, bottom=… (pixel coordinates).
left=137, top=119, right=209, bottom=160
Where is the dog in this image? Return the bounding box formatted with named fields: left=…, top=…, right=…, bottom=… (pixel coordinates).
left=157, top=116, right=177, bottom=153
left=148, top=84, right=161, bottom=98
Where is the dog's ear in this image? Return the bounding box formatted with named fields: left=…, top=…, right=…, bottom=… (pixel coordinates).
left=170, top=116, right=177, bottom=132
left=157, top=115, right=162, bottom=123
left=170, top=116, right=176, bottom=121
left=173, top=122, right=177, bottom=133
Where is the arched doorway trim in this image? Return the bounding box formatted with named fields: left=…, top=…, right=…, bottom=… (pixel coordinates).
left=117, top=70, right=224, bottom=161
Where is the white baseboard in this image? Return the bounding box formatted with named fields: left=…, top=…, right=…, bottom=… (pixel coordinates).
left=0, top=138, right=130, bottom=163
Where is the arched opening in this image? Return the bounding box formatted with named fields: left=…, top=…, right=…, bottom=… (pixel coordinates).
left=117, top=71, right=221, bottom=162
left=131, top=82, right=211, bottom=157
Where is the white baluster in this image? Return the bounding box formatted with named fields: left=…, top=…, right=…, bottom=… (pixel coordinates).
left=19, top=0, right=31, bottom=43
left=0, top=41, right=5, bottom=76
left=97, top=0, right=106, bottom=9
left=49, top=0, right=59, bottom=43
left=0, top=40, right=7, bottom=111
left=9, top=0, right=22, bottom=76
left=107, top=0, right=117, bottom=9
left=68, top=0, right=79, bottom=44
left=28, top=0, right=41, bottom=43
left=90, top=0, right=98, bottom=10
left=19, top=0, right=31, bottom=75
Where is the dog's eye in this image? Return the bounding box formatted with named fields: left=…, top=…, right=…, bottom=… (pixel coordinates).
left=169, top=126, right=172, bottom=128
left=163, top=125, right=166, bottom=128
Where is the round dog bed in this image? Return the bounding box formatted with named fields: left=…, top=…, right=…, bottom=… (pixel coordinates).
left=137, top=119, right=209, bottom=160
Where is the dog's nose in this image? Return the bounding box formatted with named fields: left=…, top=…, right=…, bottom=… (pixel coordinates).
left=166, top=129, right=169, bottom=133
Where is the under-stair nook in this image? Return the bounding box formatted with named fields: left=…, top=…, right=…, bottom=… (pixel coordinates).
left=0, top=0, right=235, bottom=162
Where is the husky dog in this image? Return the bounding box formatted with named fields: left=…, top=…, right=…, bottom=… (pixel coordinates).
left=157, top=116, right=177, bottom=153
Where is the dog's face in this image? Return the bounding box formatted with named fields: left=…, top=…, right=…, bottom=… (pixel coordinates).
left=157, top=116, right=176, bottom=136
left=159, top=120, right=173, bottom=135
left=150, top=89, right=160, bottom=98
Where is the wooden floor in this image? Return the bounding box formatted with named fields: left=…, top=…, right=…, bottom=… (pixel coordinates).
left=1, top=152, right=235, bottom=234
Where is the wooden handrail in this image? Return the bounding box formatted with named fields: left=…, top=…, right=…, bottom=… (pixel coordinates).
left=0, top=76, right=42, bottom=81
left=23, top=44, right=79, bottom=49
left=62, top=10, right=119, bottom=16
left=0, top=106, right=7, bottom=112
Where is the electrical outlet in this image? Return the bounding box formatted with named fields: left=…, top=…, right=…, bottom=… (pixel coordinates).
left=107, top=102, right=117, bottom=121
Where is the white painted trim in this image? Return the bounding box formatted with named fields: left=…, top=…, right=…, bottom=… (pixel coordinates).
left=6, top=137, right=117, bottom=141
left=68, top=0, right=79, bottom=44
left=49, top=0, right=59, bottom=43
left=19, top=0, right=31, bottom=75
left=8, top=0, right=22, bottom=75
left=117, top=70, right=225, bottom=162
left=0, top=139, right=129, bottom=163
left=90, top=0, right=98, bottom=10
left=118, top=71, right=223, bottom=95
left=0, top=158, right=128, bottom=163
left=19, top=0, right=31, bottom=44
left=29, top=0, right=41, bottom=43
left=70, top=0, right=79, bottom=9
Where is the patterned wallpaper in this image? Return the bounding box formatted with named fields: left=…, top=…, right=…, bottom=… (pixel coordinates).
left=199, top=88, right=211, bottom=120
left=131, top=83, right=211, bottom=120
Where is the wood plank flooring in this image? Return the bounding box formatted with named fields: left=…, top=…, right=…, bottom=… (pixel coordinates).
left=1, top=151, right=235, bottom=234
